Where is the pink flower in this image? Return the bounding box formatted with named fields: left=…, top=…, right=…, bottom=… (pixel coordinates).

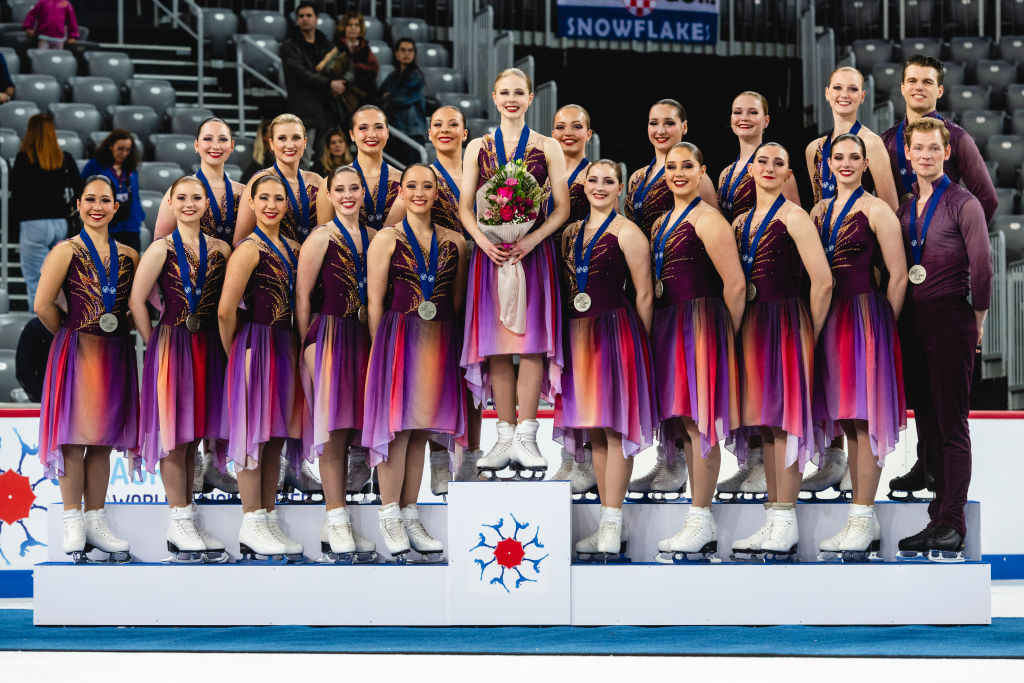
left=489, top=194, right=498, bottom=202
left=500, top=206, right=515, bottom=222
left=483, top=209, right=493, bottom=220
left=495, top=194, right=509, bottom=206
left=497, top=186, right=513, bottom=199
left=505, top=178, right=519, bottom=186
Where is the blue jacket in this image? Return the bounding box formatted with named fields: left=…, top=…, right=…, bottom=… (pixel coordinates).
left=379, top=67, right=426, bottom=139
left=81, top=158, right=144, bottom=234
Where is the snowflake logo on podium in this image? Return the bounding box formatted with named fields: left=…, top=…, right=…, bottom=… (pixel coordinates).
left=623, top=0, right=657, bottom=18
left=0, top=429, right=49, bottom=565
left=470, top=514, right=550, bottom=593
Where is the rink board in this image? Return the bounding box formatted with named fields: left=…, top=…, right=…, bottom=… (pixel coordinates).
left=35, top=498, right=989, bottom=626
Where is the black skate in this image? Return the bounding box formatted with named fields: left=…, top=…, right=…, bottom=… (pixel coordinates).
left=926, top=526, right=966, bottom=563
left=887, top=461, right=935, bottom=501
left=896, top=525, right=934, bottom=561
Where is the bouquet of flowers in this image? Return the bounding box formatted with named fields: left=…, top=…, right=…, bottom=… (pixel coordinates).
left=475, top=159, right=545, bottom=333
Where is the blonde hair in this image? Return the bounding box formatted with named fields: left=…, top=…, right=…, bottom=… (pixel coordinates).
left=905, top=116, right=951, bottom=147
left=269, top=113, right=306, bottom=139
left=828, top=65, right=865, bottom=87
left=554, top=104, right=591, bottom=129
left=493, top=67, right=533, bottom=93
left=733, top=91, right=769, bottom=116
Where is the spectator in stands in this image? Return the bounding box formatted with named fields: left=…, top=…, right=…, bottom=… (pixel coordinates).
left=280, top=1, right=340, bottom=166
left=16, top=316, right=53, bottom=402
left=82, top=130, right=144, bottom=251
left=880, top=54, right=998, bottom=223
left=14, top=113, right=82, bottom=306
left=22, top=0, right=79, bottom=49
left=315, top=11, right=379, bottom=131
left=241, top=117, right=274, bottom=184
left=312, top=128, right=353, bottom=177
left=0, top=53, right=15, bottom=104
left=378, top=38, right=426, bottom=163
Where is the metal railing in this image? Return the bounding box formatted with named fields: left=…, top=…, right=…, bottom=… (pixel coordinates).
left=152, top=0, right=206, bottom=106
left=984, top=231, right=1008, bottom=379
left=1007, top=259, right=1024, bottom=408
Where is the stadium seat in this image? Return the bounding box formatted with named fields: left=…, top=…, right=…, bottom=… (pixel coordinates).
left=436, top=92, right=484, bottom=119
left=150, top=133, right=197, bottom=169
left=68, top=76, right=120, bottom=113
left=0, top=29, right=32, bottom=54
left=369, top=40, right=392, bottom=67
left=166, top=105, right=214, bottom=136
left=419, top=43, right=449, bottom=67
left=191, top=161, right=243, bottom=182
left=852, top=39, right=894, bottom=73
left=1012, top=109, right=1024, bottom=136
left=0, top=317, right=26, bottom=351
left=126, top=79, right=176, bottom=114
left=83, top=52, right=134, bottom=88
left=942, top=84, right=992, bottom=113
left=389, top=17, right=429, bottom=44
left=986, top=135, right=1024, bottom=186
left=949, top=36, right=992, bottom=66
left=942, top=62, right=966, bottom=86
left=27, top=49, right=77, bottom=87
left=241, top=10, right=288, bottom=41
left=239, top=35, right=280, bottom=82
left=0, top=46, right=19, bottom=74
left=986, top=159, right=999, bottom=186
left=421, top=67, right=466, bottom=97
left=960, top=109, right=1005, bottom=147
left=0, top=127, right=20, bottom=160
left=139, top=190, right=162, bottom=233
left=466, top=118, right=499, bottom=136
left=992, top=214, right=1024, bottom=260
left=55, top=129, right=83, bottom=158
left=9, top=1, right=34, bottom=23
left=376, top=64, right=394, bottom=87
left=872, top=63, right=903, bottom=93
left=316, top=14, right=336, bottom=36
left=138, top=162, right=184, bottom=193
left=0, top=348, right=20, bottom=401
left=49, top=103, right=101, bottom=140
left=999, top=35, right=1024, bottom=61
left=109, top=105, right=161, bottom=143
left=947, top=0, right=982, bottom=35
left=74, top=158, right=87, bottom=172
left=976, top=60, right=1019, bottom=96
left=231, top=135, right=254, bottom=166
left=0, top=101, right=39, bottom=135
left=888, top=86, right=907, bottom=119
left=993, top=187, right=1019, bottom=216
left=11, top=74, right=59, bottom=109
left=364, top=16, right=385, bottom=41
left=199, top=9, right=239, bottom=57
left=900, top=37, right=943, bottom=60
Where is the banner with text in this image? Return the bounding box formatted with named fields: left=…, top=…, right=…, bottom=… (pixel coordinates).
left=557, top=0, right=719, bottom=44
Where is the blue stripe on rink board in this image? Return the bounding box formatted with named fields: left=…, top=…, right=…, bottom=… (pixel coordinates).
left=2, top=610, right=1024, bottom=657
left=984, top=555, right=1024, bottom=580
left=0, top=571, right=32, bottom=598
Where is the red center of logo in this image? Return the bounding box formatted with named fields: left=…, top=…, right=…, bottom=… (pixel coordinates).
left=494, top=537, right=525, bottom=569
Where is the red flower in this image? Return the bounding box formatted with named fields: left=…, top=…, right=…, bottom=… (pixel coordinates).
left=500, top=205, right=515, bottom=222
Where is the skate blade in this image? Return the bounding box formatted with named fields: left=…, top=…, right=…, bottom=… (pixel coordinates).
left=927, top=549, right=966, bottom=563
left=201, top=550, right=230, bottom=564
left=67, top=551, right=89, bottom=564
left=90, top=552, right=132, bottom=564
left=764, top=548, right=800, bottom=563
left=714, top=491, right=740, bottom=502
left=655, top=550, right=720, bottom=564
left=817, top=550, right=842, bottom=563
left=353, top=551, right=379, bottom=564
left=738, top=492, right=768, bottom=502
left=164, top=551, right=205, bottom=564
left=841, top=550, right=883, bottom=563
left=886, top=490, right=933, bottom=502
left=510, top=470, right=546, bottom=481
left=729, top=550, right=765, bottom=563
left=475, top=468, right=509, bottom=482
left=574, top=552, right=631, bottom=564
left=895, top=550, right=930, bottom=562
left=410, top=551, right=446, bottom=564
left=317, top=551, right=356, bottom=565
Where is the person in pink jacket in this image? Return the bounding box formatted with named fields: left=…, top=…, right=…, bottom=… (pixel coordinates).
left=23, top=0, right=79, bottom=49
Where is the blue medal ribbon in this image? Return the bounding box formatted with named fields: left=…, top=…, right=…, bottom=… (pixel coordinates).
left=574, top=211, right=616, bottom=294
left=431, top=160, right=460, bottom=205
left=171, top=229, right=208, bottom=316
left=723, top=153, right=754, bottom=216
left=402, top=219, right=439, bottom=302
left=79, top=229, right=119, bottom=313
left=820, top=121, right=862, bottom=200
left=494, top=124, right=530, bottom=167
left=273, top=163, right=309, bottom=237
left=354, top=158, right=390, bottom=230
left=547, top=157, right=589, bottom=215
left=740, top=194, right=786, bottom=280
left=253, top=226, right=297, bottom=309
left=909, top=175, right=951, bottom=267
left=632, top=158, right=665, bottom=223
left=896, top=112, right=943, bottom=195
left=196, top=168, right=235, bottom=238
left=332, top=217, right=369, bottom=305
left=821, top=186, right=864, bottom=265
left=654, top=197, right=701, bottom=280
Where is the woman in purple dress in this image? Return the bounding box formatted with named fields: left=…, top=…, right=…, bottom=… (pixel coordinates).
left=295, top=165, right=377, bottom=562
left=36, top=175, right=139, bottom=562
left=555, top=159, right=657, bottom=561
left=728, top=143, right=832, bottom=562
left=810, top=134, right=907, bottom=561
left=219, top=174, right=305, bottom=562
left=458, top=67, right=568, bottom=479
left=364, top=163, right=468, bottom=562
left=131, top=175, right=232, bottom=563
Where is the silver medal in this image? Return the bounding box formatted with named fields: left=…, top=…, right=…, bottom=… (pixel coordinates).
left=654, top=279, right=664, bottom=298
left=418, top=301, right=437, bottom=320
left=99, top=313, right=118, bottom=333
left=908, top=264, right=927, bottom=285
left=573, top=292, right=592, bottom=313
left=745, top=282, right=757, bottom=302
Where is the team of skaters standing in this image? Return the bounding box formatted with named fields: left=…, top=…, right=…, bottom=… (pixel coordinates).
left=36, top=53, right=992, bottom=564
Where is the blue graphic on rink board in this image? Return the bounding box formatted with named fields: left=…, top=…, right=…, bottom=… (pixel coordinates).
left=470, top=514, right=550, bottom=593
left=557, top=0, right=719, bottom=44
